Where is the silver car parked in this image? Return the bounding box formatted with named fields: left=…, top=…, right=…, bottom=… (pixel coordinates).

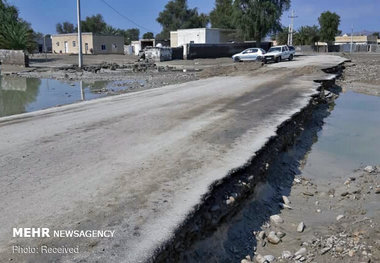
left=232, top=48, right=266, bottom=62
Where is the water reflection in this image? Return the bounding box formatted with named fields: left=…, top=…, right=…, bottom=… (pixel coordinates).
left=0, top=76, right=120, bottom=117
left=0, top=77, right=40, bottom=117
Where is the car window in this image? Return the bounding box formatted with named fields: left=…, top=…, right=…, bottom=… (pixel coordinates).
left=251, top=48, right=258, bottom=53
left=268, top=47, right=281, bottom=52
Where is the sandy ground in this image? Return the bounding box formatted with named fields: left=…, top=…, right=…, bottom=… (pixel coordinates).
left=337, top=53, right=380, bottom=97
left=0, top=55, right=345, bottom=262
left=250, top=166, right=380, bottom=263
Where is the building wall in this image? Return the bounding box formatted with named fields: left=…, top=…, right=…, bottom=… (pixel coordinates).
left=52, top=33, right=124, bottom=54
left=131, top=41, right=141, bottom=56
left=177, top=28, right=206, bottom=47
left=0, top=49, right=28, bottom=67
left=170, top=32, right=178, bottom=47
left=335, top=35, right=378, bottom=45
left=92, top=35, right=124, bottom=54
left=172, top=28, right=238, bottom=47
left=52, top=33, right=93, bottom=54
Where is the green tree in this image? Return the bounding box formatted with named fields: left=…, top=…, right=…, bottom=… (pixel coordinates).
left=0, top=0, right=36, bottom=52
left=102, top=25, right=119, bottom=35
left=142, top=32, right=154, bottom=39
left=56, top=22, right=75, bottom=34
left=210, top=0, right=235, bottom=29
left=156, top=0, right=209, bottom=40
left=122, top=28, right=140, bottom=44
left=293, top=25, right=320, bottom=45
left=233, top=0, right=291, bottom=44
left=81, top=14, right=107, bottom=33
left=372, top=32, right=380, bottom=39
left=318, top=11, right=341, bottom=44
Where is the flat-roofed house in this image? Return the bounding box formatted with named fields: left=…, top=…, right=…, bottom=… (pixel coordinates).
left=335, top=34, right=378, bottom=45
left=51, top=33, right=124, bottom=54
left=170, top=28, right=238, bottom=48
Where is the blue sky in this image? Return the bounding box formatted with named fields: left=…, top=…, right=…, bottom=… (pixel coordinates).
left=8, top=0, right=380, bottom=36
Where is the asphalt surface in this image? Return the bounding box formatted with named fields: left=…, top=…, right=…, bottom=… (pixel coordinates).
left=0, top=55, right=346, bottom=262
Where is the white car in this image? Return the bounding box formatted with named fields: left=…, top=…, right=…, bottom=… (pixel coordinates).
left=232, top=48, right=266, bottom=62
left=263, top=45, right=293, bottom=63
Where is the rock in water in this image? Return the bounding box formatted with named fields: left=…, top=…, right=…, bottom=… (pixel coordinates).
left=267, top=231, right=281, bottom=244
left=297, top=222, right=305, bottom=232
left=364, top=166, right=374, bottom=173
left=270, top=214, right=284, bottom=224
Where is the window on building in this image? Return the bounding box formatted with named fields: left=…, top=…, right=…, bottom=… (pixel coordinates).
left=101, top=44, right=106, bottom=50
left=72, top=41, right=76, bottom=47
left=56, top=42, right=59, bottom=46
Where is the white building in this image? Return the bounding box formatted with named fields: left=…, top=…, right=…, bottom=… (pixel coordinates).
left=170, top=28, right=237, bottom=48
left=130, top=39, right=155, bottom=55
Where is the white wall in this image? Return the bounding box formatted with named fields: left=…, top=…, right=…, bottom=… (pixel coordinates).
left=177, top=28, right=206, bottom=47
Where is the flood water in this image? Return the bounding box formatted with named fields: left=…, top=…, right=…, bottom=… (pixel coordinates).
left=302, top=90, right=380, bottom=181
left=0, top=76, right=134, bottom=117
left=181, top=90, right=380, bottom=262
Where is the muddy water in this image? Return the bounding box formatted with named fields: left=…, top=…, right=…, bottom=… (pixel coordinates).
left=302, top=90, right=380, bottom=182
left=180, top=91, right=380, bottom=262
left=0, top=76, right=134, bottom=117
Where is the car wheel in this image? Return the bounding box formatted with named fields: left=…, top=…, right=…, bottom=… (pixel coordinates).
left=234, top=57, right=241, bottom=62
left=275, top=57, right=280, bottom=63
left=289, top=54, right=294, bottom=61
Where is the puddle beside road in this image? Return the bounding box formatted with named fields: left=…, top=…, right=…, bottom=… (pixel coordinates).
left=0, top=76, right=139, bottom=117
left=302, top=90, right=380, bottom=182
left=177, top=90, right=380, bottom=262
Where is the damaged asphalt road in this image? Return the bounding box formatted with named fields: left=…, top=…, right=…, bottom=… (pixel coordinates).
left=0, top=55, right=346, bottom=262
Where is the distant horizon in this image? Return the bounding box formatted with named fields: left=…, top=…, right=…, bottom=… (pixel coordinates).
left=8, top=0, right=380, bottom=36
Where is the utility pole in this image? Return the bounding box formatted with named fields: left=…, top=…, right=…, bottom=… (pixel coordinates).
left=77, top=0, right=83, bottom=68
left=288, top=10, right=298, bottom=46
left=350, top=24, right=354, bottom=53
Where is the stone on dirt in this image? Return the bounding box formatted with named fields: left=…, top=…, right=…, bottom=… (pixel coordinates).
left=267, top=231, right=281, bottom=244
left=282, top=250, right=292, bottom=259
left=270, top=215, right=284, bottom=224
left=295, top=247, right=307, bottom=256
left=297, top=222, right=305, bottom=232
left=336, top=215, right=344, bottom=221
left=258, top=231, right=266, bottom=240
left=254, top=254, right=266, bottom=263
left=263, top=255, right=275, bottom=262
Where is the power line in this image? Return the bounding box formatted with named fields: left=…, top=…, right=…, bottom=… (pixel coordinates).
left=99, top=0, right=155, bottom=33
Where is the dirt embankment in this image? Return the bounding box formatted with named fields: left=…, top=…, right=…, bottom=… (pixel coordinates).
left=338, top=53, right=380, bottom=97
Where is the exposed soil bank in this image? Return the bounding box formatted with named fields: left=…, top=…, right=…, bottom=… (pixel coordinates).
left=150, top=65, right=346, bottom=262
